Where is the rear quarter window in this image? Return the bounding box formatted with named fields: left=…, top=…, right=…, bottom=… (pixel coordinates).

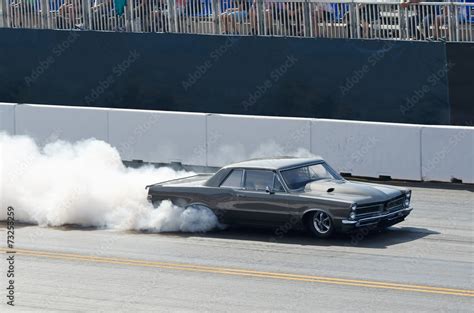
left=220, top=169, right=243, bottom=188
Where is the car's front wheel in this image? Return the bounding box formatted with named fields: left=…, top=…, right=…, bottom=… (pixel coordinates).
left=306, top=211, right=335, bottom=238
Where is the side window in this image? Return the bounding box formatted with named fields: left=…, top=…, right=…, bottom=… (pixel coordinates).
left=220, top=169, right=243, bottom=188
left=244, top=170, right=274, bottom=191
left=273, top=175, right=286, bottom=192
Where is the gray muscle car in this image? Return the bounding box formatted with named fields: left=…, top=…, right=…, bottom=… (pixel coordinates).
left=146, top=157, right=413, bottom=238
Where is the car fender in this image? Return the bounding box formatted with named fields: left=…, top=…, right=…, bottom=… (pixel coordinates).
left=185, top=202, right=211, bottom=209
left=302, top=208, right=335, bottom=221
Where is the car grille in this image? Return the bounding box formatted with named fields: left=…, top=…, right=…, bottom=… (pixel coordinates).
left=356, top=204, right=383, bottom=216
left=386, top=196, right=405, bottom=212
left=356, top=195, right=405, bottom=217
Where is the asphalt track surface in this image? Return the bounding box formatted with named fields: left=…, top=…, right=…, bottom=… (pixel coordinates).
left=1, top=184, right=473, bottom=312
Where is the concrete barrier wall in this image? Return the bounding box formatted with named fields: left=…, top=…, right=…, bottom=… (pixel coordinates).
left=311, top=119, right=423, bottom=181
left=0, top=103, right=15, bottom=134
left=421, top=126, right=474, bottom=184
left=206, top=114, right=312, bottom=167
left=1, top=103, right=472, bottom=183
left=14, top=104, right=109, bottom=144
left=108, top=109, right=207, bottom=165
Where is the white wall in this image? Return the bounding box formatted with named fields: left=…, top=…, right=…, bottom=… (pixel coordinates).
left=311, top=119, right=422, bottom=181
left=1, top=102, right=472, bottom=183
left=108, top=109, right=207, bottom=165
left=15, top=104, right=109, bottom=144
left=421, top=126, right=474, bottom=184
left=0, top=103, right=15, bottom=135
left=206, top=114, right=312, bottom=167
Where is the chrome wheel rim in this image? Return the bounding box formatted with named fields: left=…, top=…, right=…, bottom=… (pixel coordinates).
left=313, top=211, right=331, bottom=234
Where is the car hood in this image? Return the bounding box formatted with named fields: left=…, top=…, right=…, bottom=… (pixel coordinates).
left=303, top=180, right=404, bottom=204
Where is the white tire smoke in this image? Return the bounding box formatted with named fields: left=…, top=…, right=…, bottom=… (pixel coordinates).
left=0, top=133, right=219, bottom=233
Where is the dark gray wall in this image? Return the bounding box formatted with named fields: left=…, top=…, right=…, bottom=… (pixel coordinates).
left=446, top=43, right=474, bottom=126
left=0, top=28, right=463, bottom=125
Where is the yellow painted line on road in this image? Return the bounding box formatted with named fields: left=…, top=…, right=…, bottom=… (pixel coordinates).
left=2, top=248, right=473, bottom=297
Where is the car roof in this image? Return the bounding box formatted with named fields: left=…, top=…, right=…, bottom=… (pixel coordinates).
left=223, top=156, right=324, bottom=170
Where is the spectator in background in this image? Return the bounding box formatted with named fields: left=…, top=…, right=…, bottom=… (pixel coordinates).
left=280, top=1, right=304, bottom=36
left=50, top=0, right=64, bottom=11
left=432, top=3, right=467, bottom=40
left=92, top=0, right=114, bottom=14
left=91, top=0, right=115, bottom=30
left=150, top=0, right=169, bottom=32
left=160, top=0, right=186, bottom=32
left=57, top=0, right=79, bottom=29
left=132, top=0, right=152, bottom=32
left=10, top=0, right=40, bottom=28
left=177, top=0, right=187, bottom=16
left=9, top=0, right=22, bottom=27
left=220, top=0, right=251, bottom=34
left=357, top=3, right=379, bottom=38
left=312, top=3, right=334, bottom=37
left=401, top=0, right=438, bottom=40
left=249, top=0, right=284, bottom=35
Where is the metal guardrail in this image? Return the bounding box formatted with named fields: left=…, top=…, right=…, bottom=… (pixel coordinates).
left=0, top=0, right=472, bottom=42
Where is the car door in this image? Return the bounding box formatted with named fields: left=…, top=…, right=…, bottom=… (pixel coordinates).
left=232, top=169, right=290, bottom=225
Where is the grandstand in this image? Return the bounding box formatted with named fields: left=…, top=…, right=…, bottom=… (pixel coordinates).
left=0, top=0, right=473, bottom=41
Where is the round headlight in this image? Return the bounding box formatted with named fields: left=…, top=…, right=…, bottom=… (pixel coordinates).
left=349, top=211, right=356, bottom=220
left=351, top=203, right=357, bottom=211
left=404, top=192, right=411, bottom=208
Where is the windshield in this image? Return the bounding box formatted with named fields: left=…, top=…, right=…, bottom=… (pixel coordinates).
left=280, top=162, right=342, bottom=190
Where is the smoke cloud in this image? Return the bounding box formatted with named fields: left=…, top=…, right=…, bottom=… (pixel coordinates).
left=0, top=133, right=219, bottom=232
left=212, top=140, right=314, bottom=166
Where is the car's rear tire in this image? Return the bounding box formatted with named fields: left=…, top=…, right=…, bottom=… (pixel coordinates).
left=306, top=210, right=335, bottom=239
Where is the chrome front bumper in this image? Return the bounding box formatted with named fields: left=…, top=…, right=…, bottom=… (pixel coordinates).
left=342, top=207, right=413, bottom=227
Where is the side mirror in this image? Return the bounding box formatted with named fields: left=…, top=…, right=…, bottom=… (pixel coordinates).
left=265, top=186, right=275, bottom=194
